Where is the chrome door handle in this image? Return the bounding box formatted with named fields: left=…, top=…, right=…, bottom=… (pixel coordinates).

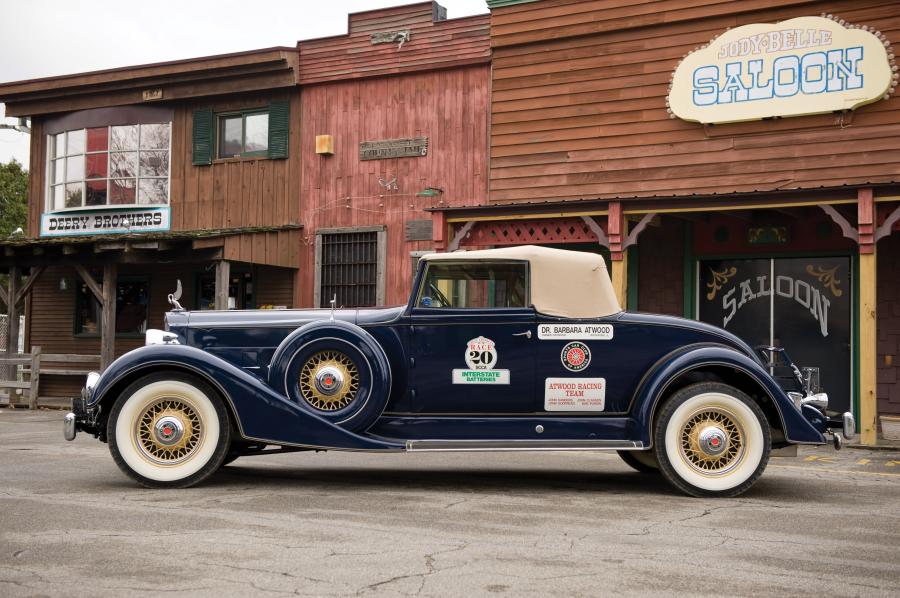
left=513, top=330, right=532, bottom=339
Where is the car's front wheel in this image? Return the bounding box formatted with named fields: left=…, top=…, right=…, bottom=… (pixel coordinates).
left=653, top=382, right=770, bottom=498
left=108, top=372, right=231, bottom=488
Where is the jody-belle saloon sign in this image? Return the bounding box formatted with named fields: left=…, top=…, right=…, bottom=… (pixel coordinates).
left=668, top=16, right=895, bottom=124
left=40, top=206, right=170, bottom=237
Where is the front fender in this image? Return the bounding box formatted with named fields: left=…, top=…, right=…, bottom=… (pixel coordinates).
left=632, top=344, right=826, bottom=446
left=89, top=345, right=402, bottom=451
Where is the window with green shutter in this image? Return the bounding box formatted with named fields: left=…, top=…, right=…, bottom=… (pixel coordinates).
left=192, top=108, right=213, bottom=165
left=197, top=102, right=290, bottom=162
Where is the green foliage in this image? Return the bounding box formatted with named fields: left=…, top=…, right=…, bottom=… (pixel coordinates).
left=0, top=160, right=28, bottom=238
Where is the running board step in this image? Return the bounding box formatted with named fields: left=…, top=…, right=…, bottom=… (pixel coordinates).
left=405, top=439, right=644, bottom=452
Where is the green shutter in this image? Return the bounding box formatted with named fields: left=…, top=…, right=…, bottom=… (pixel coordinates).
left=192, top=108, right=214, bottom=165
left=267, top=101, right=289, bottom=160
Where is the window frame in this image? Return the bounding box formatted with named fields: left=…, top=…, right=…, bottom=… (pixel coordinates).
left=314, top=226, right=387, bottom=308
left=73, top=275, right=151, bottom=339
left=215, top=108, right=270, bottom=159
left=45, top=123, right=172, bottom=213
left=414, top=260, right=532, bottom=311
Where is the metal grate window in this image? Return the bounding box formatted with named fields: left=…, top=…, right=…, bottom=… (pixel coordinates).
left=320, top=231, right=378, bottom=307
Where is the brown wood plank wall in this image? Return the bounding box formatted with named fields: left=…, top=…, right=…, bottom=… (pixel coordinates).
left=299, top=4, right=490, bottom=84
left=298, top=64, right=490, bottom=306
left=255, top=266, right=295, bottom=308
left=489, top=0, right=900, bottom=203
left=169, top=92, right=302, bottom=234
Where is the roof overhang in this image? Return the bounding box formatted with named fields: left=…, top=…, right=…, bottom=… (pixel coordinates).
left=0, top=47, right=300, bottom=117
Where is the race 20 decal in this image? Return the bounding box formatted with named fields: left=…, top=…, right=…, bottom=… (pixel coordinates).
left=560, top=341, right=591, bottom=372
left=538, top=323, right=613, bottom=340
left=544, top=378, right=606, bottom=411
left=452, top=336, right=510, bottom=384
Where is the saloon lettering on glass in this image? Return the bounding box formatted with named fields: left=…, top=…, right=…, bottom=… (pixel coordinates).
left=721, top=273, right=831, bottom=337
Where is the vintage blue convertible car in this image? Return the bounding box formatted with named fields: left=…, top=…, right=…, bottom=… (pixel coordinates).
left=65, top=246, right=853, bottom=497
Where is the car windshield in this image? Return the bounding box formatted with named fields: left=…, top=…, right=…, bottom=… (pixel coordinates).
left=418, top=262, right=528, bottom=309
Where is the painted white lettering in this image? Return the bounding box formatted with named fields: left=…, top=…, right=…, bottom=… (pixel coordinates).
left=693, top=65, right=719, bottom=105
left=723, top=287, right=737, bottom=327
left=776, top=275, right=793, bottom=298
left=800, top=52, right=827, bottom=94
left=773, top=55, right=800, bottom=97
left=738, top=279, right=757, bottom=309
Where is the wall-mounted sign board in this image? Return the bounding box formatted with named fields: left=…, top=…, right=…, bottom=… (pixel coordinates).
left=40, top=206, right=170, bottom=237
left=668, top=16, right=895, bottom=124
left=360, top=137, right=428, bottom=161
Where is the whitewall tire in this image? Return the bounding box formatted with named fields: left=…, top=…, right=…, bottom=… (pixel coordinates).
left=108, top=372, right=231, bottom=488
left=653, top=382, right=770, bottom=498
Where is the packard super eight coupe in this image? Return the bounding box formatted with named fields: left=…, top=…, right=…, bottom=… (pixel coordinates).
left=65, top=246, right=853, bottom=497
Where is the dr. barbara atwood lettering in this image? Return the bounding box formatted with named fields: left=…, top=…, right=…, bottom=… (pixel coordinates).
left=45, top=211, right=163, bottom=232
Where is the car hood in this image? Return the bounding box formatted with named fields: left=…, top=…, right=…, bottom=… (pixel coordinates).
left=166, top=305, right=405, bottom=333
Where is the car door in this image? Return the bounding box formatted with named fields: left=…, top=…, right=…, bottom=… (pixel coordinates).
left=408, top=260, right=535, bottom=414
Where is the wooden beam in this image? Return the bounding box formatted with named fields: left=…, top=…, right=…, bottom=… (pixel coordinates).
left=100, top=262, right=117, bottom=371
left=214, top=260, right=230, bottom=310
left=95, top=242, right=127, bottom=252
left=447, top=221, right=475, bottom=252
left=73, top=263, right=103, bottom=304
left=14, top=265, right=46, bottom=306
left=62, top=245, right=79, bottom=255
left=7, top=266, right=20, bottom=357
left=0, top=284, right=7, bottom=308
left=129, top=241, right=159, bottom=250
left=611, top=252, right=627, bottom=310
left=858, top=188, right=877, bottom=445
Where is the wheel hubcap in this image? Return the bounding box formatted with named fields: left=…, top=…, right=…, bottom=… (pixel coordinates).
left=136, top=399, right=202, bottom=464
left=299, top=351, right=360, bottom=411
left=680, top=407, right=745, bottom=476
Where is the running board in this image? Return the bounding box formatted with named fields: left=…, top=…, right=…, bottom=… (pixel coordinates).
left=405, top=439, right=645, bottom=452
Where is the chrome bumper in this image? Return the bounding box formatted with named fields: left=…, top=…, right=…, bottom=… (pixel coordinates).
left=63, top=412, right=76, bottom=441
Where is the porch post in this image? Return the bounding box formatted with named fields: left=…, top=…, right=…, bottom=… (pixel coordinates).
left=433, top=210, right=448, bottom=252
left=214, top=260, right=230, bottom=310
left=858, top=188, right=877, bottom=445
left=101, top=263, right=117, bottom=371
left=7, top=266, right=20, bottom=357
left=607, top=202, right=627, bottom=308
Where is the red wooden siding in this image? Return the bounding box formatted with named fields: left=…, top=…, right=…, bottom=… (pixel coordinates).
left=298, top=3, right=490, bottom=84
left=488, top=0, right=900, bottom=203
left=298, top=64, right=490, bottom=306
left=878, top=233, right=900, bottom=418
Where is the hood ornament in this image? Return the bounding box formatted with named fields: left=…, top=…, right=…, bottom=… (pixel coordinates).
left=329, top=294, right=337, bottom=321
left=168, top=279, right=185, bottom=311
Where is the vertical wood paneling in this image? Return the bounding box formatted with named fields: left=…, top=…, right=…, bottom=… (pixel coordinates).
left=298, top=64, right=490, bottom=307
left=489, top=0, right=900, bottom=203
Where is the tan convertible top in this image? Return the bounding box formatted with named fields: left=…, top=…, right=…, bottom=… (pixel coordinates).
left=421, top=245, right=621, bottom=318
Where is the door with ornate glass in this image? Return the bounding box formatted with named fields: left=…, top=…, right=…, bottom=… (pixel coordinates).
left=698, top=256, right=852, bottom=413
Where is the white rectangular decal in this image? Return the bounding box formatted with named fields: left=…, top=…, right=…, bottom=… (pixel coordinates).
left=538, top=323, right=613, bottom=340
left=544, top=378, right=606, bottom=411
left=452, top=369, right=510, bottom=385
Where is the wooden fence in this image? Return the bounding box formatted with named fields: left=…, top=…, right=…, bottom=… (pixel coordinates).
left=0, top=346, right=100, bottom=408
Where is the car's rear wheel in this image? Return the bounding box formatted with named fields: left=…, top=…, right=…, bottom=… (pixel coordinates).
left=653, top=382, right=770, bottom=498
left=617, top=450, right=659, bottom=473
left=108, top=372, right=231, bottom=488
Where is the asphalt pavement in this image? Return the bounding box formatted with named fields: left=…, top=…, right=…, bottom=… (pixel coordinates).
left=1, top=408, right=899, bottom=597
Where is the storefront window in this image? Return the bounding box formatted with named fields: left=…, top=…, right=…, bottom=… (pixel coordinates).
left=75, top=277, right=150, bottom=336
left=48, top=123, right=171, bottom=211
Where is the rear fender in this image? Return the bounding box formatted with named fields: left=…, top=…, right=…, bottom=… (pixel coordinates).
left=632, top=344, right=825, bottom=446
left=89, top=345, right=402, bottom=451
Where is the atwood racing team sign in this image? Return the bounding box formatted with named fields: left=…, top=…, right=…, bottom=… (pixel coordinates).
left=40, top=207, right=170, bottom=237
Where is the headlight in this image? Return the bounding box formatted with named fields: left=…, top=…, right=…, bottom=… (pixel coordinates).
left=145, top=329, right=180, bottom=346
left=85, top=371, right=100, bottom=393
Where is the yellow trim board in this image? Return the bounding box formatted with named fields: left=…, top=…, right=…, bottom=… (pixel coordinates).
left=624, top=199, right=857, bottom=215
left=447, top=210, right=608, bottom=223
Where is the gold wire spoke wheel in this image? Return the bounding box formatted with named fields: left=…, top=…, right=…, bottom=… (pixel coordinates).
left=298, top=350, right=360, bottom=411
left=135, top=398, right=203, bottom=465
left=679, top=407, right=745, bottom=476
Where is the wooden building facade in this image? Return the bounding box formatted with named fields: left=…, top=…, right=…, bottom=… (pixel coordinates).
left=429, top=0, right=900, bottom=445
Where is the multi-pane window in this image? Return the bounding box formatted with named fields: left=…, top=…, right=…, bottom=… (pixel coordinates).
left=217, top=111, right=268, bottom=158
left=319, top=232, right=378, bottom=308
left=48, top=123, right=171, bottom=211
left=75, top=277, right=150, bottom=336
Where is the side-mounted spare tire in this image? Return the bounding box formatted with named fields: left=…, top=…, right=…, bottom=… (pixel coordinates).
left=268, top=320, right=392, bottom=433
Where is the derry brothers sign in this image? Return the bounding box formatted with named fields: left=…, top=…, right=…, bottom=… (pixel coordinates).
left=40, top=206, right=170, bottom=237
left=668, top=16, right=894, bottom=124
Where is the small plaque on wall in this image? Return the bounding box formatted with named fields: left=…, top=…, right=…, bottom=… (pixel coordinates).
left=360, top=137, right=428, bottom=161
left=405, top=219, right=433, bottom=241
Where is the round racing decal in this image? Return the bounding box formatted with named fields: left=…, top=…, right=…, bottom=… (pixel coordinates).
left=561, top=341, right=591, bottom=372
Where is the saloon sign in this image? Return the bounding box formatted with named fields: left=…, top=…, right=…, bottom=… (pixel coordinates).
left=40, top=206, right=170, bottom=237
left=668, top=16, right=895, bottom=124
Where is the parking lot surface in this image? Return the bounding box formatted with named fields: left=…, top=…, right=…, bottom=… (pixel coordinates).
left=1, top=409, right=899, bottom=597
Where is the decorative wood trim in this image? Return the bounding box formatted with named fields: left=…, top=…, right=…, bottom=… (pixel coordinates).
left=858, top=188, right=875, bottom=254
left=448, top=221, right=476, bottom=252
left=72, top=263, right=103, bottom=304
left=622, top=213, right=656, bottom=251
left=819, top=205, right=859, bottom=243
left=875, top=205, right=900, bottom=243
left=580, top=216, right=608, bottom=247
left=14, top=265, right=46, bottom=306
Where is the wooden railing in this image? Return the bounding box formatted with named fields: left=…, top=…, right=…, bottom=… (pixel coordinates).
left=0, top=347, right=101, bottom=409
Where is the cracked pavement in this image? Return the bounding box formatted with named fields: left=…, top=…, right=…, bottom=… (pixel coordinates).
left=1, top=409, right=899, bottom=597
